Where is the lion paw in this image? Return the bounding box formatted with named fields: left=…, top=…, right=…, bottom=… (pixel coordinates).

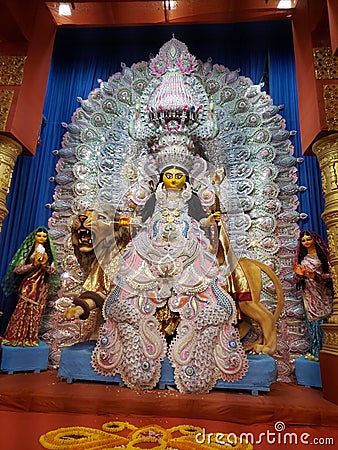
left=252, top=343, right=275, bottom=355
left=63, top=305, right=84, bottom=320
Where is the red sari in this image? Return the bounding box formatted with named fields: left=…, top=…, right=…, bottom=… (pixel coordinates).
left=2, top=255, right=56, bottom=346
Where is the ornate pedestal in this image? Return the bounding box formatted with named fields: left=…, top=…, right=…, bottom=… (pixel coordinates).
left=0, top=340, right=50, bottom=374
left=58, top=340, right=277, bottom=395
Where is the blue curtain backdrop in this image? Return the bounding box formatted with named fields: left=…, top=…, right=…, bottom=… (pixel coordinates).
left=0, top=21, right=324, bottom=331
left=268, top=36, right=325, bottom=236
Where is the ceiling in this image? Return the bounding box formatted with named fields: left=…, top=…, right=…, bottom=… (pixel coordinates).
left=0, top=0, right=298, bottom=44
left=45, top=1, right=296, bottom=27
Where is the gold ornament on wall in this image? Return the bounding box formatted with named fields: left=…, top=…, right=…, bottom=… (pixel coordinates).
left=0, top=56, right=26, bottom=85
left=0, top=136, right=22, bottom=231
left=0, top=90, right=14, bottom=131
left=323, top=85, right=338, bottom=131
left=313, top=47, right=338, bottom=80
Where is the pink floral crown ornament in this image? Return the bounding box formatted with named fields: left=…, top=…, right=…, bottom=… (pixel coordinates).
left=147, top=69, right=202, bottom=131
left=129, top=37, right=219, bottom=157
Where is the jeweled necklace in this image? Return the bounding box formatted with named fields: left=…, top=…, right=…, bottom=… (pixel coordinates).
left=162, top=189, right=183, bottom=223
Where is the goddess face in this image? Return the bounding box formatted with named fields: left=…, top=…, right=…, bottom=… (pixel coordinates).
left=162, top=167, right=186, bottom=190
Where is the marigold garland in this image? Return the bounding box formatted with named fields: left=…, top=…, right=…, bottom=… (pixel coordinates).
left=169, top=425, right=203, bottom=436
left=126, top=437, right=167, bottom=449
left=102, top=421, right=137, bottom=433
left=38, top=425, right=128, bottom=449
left=39, top=421, right=253, bottom=449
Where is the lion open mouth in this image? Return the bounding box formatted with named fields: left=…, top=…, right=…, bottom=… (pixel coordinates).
left=78, top=227, right=93, bottom=246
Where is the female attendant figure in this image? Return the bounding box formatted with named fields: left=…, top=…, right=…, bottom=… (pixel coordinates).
left=92, top=163, right=248, bottom=393
left=293, top=230, right=333, bottom=359
left=1, top=227, right=57, bottom=346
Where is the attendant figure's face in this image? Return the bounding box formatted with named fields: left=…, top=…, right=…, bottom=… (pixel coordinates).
left=35, top=231, right=48, bottom=246
left=163, top=167, right=186, bottom=190
left=300, top=234, right=315, bottom=251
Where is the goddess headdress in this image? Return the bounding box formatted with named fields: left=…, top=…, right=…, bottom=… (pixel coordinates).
left=129, top=37, right=218, bottom=175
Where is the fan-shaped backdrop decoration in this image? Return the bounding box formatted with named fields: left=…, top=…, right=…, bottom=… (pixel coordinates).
left=43, top=37, right=308, bottom=383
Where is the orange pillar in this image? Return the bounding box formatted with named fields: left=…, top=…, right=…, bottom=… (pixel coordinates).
left=0, top=0, right=56, bottom=228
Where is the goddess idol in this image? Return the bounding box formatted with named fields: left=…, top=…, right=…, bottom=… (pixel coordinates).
left=91, top=41, right=249, bottom=393
left=48, top=36, right=300, bottom=390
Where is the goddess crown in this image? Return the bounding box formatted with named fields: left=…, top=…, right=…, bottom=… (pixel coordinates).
left=129, top=37, right=218, bottom=174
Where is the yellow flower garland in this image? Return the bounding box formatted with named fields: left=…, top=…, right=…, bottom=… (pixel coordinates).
left=102, top=421, right=137, bottom=433
left=126, top=437, right=167, bottom=450
left=39, top=421, right=253, bottom=450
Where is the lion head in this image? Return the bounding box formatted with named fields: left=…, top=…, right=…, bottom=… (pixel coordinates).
left=71, top=209, right=130, bottom=277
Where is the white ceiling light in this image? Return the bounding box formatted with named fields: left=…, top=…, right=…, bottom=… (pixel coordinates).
left=59, top=3, right=72, bottom=16
left=277, top=0, right=293, bottom=8
left=164, top=1, right=177, bottom=10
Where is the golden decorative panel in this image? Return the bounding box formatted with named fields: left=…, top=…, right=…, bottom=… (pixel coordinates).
left=0, top=89, right=14, bottom=131
left=0, top=56, right=26, bottom=85
left=313, top=47, right=338, bottom=80
left=0, top=135, right=22, bottom=231
left=323, top=328, right=338, bottom=346
left=323, top=85, right=338, bottom=130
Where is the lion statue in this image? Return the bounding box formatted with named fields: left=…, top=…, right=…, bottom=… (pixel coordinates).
left=63, top=209, right=130, bottom=323
left=42, top=209, right=130, bottom=366
left=230, top=257, right=284, bottom=355
left=218, top=225, right=284, bottom=355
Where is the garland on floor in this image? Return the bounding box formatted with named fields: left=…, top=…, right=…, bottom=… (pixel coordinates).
left=39, top=421, right=253, bottom=449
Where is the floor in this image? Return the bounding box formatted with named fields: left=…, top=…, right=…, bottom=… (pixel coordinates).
left=1, top=369, right=338, bottom=449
